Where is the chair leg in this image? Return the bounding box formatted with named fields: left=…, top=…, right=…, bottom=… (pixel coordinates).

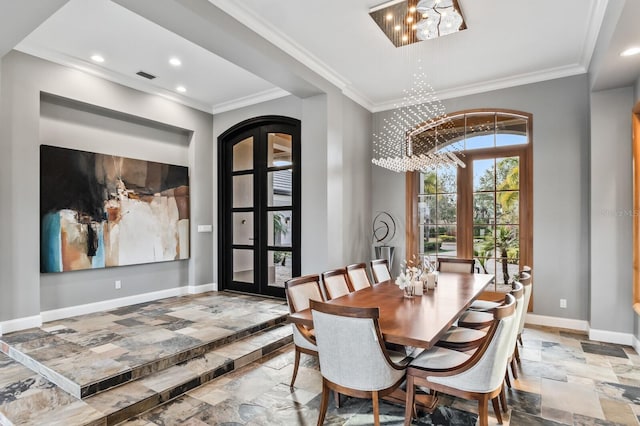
left=372, top=390, right=380, bottom=426
left=334, top=391, right=340, bottom=408
left=478, top=395, right=489, bottom=426
left=492, top=397, right=503, bottom=424
left=504, top=370, right=511, bottom=388
left=510, top=358, right=519, bottom=379
left=514, top=342, right=521, bottom=363
left=518, top=333, right=523, bottom=346
left=404, top=375, right=415, bottom=426
left=317, top=380, right=330, bottom=426
left=500, top=386, right=508, bottom=413
left=290, top=347, right=301, bottom=388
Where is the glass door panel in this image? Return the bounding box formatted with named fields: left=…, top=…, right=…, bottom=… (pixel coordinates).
left=232, top=175, right=253, bottom=208
left=233, top=249, right=254, bottom=284
left=232, top=212, right=253, bottom=245
left=233, top=137, right=253, bottom=171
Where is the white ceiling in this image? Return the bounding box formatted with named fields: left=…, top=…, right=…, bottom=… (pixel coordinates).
left=4, top=0, right=640, bottom=114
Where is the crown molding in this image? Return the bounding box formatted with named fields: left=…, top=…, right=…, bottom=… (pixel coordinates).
left=370, top=63, right=588, bottom=113
left=212, top=87, right=290, bottom=114
left=580, top=0, right=609, bottom=70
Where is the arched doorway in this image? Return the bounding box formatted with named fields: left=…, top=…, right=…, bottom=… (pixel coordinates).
left=218, top=116, right=301, bottom=298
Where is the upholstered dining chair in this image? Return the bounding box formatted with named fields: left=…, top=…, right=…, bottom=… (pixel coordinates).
left=515, top=270, right=532, bottom=355
left=321, top=268, right=353, bottom=300
left=284, top=274, right=324, bottom=388
left=310, top=300, right=410, bottom=426
left=404, top=294, right=517, bottom=426
left=437, top=257, right=475, bottom=273
left=370, top=258, right=391, bottom=283
left=345, top=263, right=373, bottom=290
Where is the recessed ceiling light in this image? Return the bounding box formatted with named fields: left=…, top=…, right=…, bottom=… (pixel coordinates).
left=386, top=13, right=393, bottom=20
left=402, top=34, right=408, bottom=42
left=176, top=86, right=187, bottom=93
left=394, top=25, right=401, bottom=31
left=409, top=6, right=416, bottom=13
left=621, top=47, right=640, bottom=57
left=91, top=55, right=105, bottom=63
left=407, top=16, right=413, bottom=23
left=169, top=57, right=182, bottom=66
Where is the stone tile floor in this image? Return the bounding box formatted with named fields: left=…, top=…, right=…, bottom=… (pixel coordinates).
left=1, top=289, right=640, bottom=425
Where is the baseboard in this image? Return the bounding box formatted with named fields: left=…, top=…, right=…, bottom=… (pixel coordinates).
left=0, top=315, right=42, bottom=336
left=187, top=283, right=217, bottom=294
left=40, top=286, right=188, bottom=323
left=589, top=328, right=635, bottom=346
left=525, top=313, right=589, bottom=332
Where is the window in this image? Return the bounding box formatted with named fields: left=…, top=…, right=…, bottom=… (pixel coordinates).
left=408, top=110, right=532, bottom=292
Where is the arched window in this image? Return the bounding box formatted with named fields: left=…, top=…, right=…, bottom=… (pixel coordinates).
left=407, top=109, right=533, bottom=293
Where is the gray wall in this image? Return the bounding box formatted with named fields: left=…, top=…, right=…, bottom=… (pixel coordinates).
left=590, top=86, right=634, bottom=334
left=372, top=74, right=592, bottom=319
left=0, top=51, right=213, bottom=320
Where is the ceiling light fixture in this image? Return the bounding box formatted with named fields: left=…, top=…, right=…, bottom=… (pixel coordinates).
left=176, top=86, right=186, bottom=93
left=169, top=57, right=182, bottom=66
left=621, top=47, right=640, bottom=57
left=90, top=54, right=105, bottom=63
left=369, top=0, right=466, bottom=47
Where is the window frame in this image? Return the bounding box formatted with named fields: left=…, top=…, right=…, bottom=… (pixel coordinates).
left=406, top=109, right=533, bottom=298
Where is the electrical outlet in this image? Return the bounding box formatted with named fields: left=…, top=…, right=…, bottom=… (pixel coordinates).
left=115, top=280, right=121, bottom=290
left=560, top=298, right=567, bottom=308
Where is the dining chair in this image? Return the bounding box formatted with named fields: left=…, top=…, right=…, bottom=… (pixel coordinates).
left=504, top=281, right=524, bottom=389
left=437, top=281, right=522, bottom=354
left=515, top=269, right=532, bottom=351
left=437, top=257, right=475, bottom=273
left=404, top=293, right=517, bottom=426
left=345, top=262, right=373, bottom=290
left=370, top=258, right=391, bottom=283
left=310, top=300, right=410, bottom=426
left=321, top=268, right=353, bottom=300
left=284, top=274, right=324, bottom=388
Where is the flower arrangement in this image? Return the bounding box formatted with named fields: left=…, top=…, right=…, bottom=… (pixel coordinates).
left=395, top=256, right=421, bottom=289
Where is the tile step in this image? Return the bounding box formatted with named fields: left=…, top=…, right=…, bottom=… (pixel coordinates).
left=0, top=309, right=289, bottom=400
left=0, top=324, right=293, bottom=426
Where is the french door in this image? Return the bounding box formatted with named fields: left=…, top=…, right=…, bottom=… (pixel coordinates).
left=218, top=116, right=301, bottom=298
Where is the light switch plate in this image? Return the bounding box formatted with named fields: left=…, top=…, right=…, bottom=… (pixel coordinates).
left=197, top=225, right=213, bottom=233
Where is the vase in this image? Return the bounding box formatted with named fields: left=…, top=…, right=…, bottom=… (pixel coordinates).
left=403, top=284, right=415, bottom=298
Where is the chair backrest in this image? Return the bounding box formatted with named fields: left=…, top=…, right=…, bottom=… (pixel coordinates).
left=370, top=259, right=391, bottom=283
left=285, top=274, right=324, bottom=313
left=346, top=263, right=373, bottom=290
left=508, top=281, right=525, bottom=350
left=310, top=300, right=405, bottom=391
left=321, top=268, right=352, bottom=300
left=428, top=293, right=517, bottom=393
left=517, top=271, right=532, bottom=335
left=437, top=257, right=475, bottom=273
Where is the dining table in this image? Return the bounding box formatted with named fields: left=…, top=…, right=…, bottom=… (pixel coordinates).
left=287, top=271, right=496, bottom=411
left=288, top=271, right=495, bottom=349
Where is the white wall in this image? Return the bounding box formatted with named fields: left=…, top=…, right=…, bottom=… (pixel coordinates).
left=590, top=86, right=634, bottom=335
left=0, top=51, right=213, bottom=322
left=372, top=75, right=592, bottom=320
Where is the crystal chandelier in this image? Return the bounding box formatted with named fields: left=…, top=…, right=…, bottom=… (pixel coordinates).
left=371, top=63, right=465, bottom=173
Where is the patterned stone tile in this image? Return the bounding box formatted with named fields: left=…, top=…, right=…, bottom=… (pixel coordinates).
left=581, top=342, right=629, bottom=359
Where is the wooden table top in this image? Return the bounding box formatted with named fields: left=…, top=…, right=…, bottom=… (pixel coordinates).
left=288, top=272, right=495, bottom=349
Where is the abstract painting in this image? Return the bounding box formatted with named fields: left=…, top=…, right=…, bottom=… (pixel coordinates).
left=40, top=145, right=189, bottom=272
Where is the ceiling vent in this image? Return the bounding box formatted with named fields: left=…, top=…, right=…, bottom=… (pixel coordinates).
left=136, top=71, right=156, bottom=80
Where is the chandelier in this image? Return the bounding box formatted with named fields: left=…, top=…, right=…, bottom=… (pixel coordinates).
left=371, top=63, right=465, bottom=173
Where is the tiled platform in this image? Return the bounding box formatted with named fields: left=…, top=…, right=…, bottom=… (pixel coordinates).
left=0, top=292, right=289, bottom=399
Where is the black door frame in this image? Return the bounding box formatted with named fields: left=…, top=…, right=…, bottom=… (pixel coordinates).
left=218, top=116, right=301, bottom=298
